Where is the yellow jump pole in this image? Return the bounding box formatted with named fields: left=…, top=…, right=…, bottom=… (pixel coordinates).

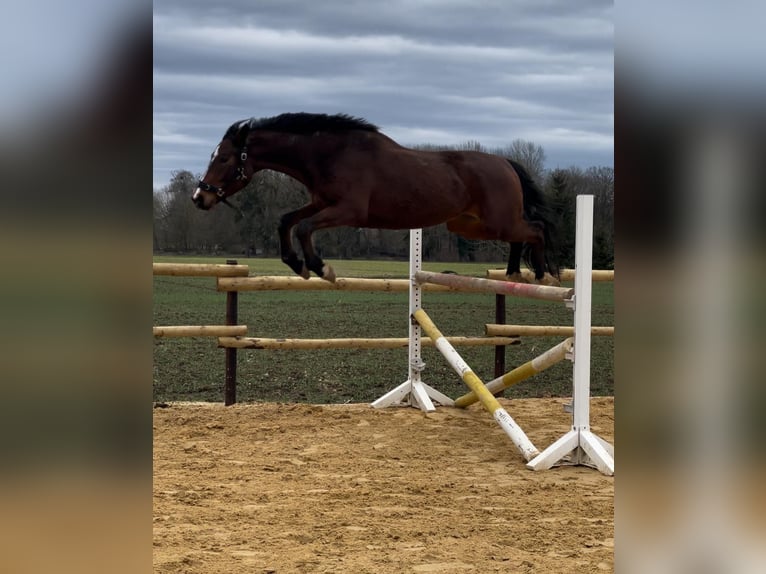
left=454, top=338, right=574, bottom=408
left=413, top=309, right=539, bottom=461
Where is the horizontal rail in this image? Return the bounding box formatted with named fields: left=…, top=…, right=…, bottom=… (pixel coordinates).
left=153, top=263, right=250, bottom=277
left=486, top=269, right=614, bottom=282
left=414, top=271, right=573, bottom=302
left=485, top=325, right=615, bottom=337
left=454, top=338, right=574, bottom=407
left=217, top=276, right=455, bottom=292
left=153, top=325, right=248, bottom=338
left=218, top=336, right=520, bottom=350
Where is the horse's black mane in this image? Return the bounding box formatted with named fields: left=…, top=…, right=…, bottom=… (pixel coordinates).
left=225, top=113, right=379, bottom=139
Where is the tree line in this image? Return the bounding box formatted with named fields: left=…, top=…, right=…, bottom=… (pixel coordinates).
left=153, top=140, right=613, bottom=269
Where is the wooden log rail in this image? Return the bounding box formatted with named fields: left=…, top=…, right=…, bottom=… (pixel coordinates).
left=154, top=325, right=248, bottom=338
left=153, top=262, right=250, bottom=277
left=485, top=325, right=615, bottom=337
left=217, top=276, right=454, bottom=292
left=218, top=336, right=520, bottom=350
left=485, top=269, right=614, bottom=282
left=153, top=260, right=247, bottom=405
left=153, top=261, right=605, bottom=404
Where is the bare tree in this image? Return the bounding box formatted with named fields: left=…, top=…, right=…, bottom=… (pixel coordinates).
left=496, top=139, right=547, bottom=182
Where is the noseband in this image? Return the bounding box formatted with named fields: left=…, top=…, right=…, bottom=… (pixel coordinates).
left=197, top=149, right=250, bottom=202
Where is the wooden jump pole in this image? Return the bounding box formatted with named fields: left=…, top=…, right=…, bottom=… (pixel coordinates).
left=154, top=325, right=248, bottom=338
left=153, top=262, right=249, bottom=277
left=217, top=276, right=454, bottom=293
left=413, top=308, right=539, bottom=460
left=485, top=269, right=614, bottom=282
left=414, top=271, right=573, bottom=302
left=218, top=336, right=520, bottom=350
left=485, top=325, right=615, bottom=337
left=454, top=338, right=574, bottom=407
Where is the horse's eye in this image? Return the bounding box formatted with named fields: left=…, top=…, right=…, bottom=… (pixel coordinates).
left=218, top=157, right=227, bottom=164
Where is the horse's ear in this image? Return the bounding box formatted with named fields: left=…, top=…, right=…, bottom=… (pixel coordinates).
left=229, top=120, right=251, bottom=147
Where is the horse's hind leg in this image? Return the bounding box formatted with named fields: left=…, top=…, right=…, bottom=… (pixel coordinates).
left=521, top=220, right=559, bottom=286
left=448, top=218, right=527, bottom=283
left=278, top=204, right=321, bottom=279
left=505, top=242, right=529, bottom=283
left=478, top=213, right=559, bottom=286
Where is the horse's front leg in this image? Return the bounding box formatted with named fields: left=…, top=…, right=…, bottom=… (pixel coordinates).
left=278, top=204, right=321, bottom=279
left=295, top=205, right=360, bottom=282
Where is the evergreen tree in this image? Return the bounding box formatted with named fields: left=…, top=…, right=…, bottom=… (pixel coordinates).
left=546, top=169, right=576, bottom=268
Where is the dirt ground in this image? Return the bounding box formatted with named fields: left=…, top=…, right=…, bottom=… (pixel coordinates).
left=153, top=397, right=614, bottom=573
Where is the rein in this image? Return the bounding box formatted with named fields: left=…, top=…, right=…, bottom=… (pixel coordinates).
left=220, top=197, right=244, bottom=218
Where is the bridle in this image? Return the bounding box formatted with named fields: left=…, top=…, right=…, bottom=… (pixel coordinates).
left=196, top=148, right=250, bottom=212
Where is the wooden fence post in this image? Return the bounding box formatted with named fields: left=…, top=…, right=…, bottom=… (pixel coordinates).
left=224, top=259, right=239, bottom=405
left=494, top=294, right=506, bottom=380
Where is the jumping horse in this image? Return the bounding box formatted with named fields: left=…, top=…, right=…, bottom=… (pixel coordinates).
left=192, top=113, right=559, bottom=285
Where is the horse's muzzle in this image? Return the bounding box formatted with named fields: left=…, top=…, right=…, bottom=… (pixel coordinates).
left=192, top=190, right=210, bottom=210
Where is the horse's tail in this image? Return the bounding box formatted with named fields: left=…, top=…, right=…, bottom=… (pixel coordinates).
left=507, top=159, right=560, bottom=278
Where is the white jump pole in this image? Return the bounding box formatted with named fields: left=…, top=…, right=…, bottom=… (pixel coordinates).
left=371, top=229, right=453, bottom=412
left=414, top=308, right=539, bottom=461
left=526, top=195, right=615, bottom=475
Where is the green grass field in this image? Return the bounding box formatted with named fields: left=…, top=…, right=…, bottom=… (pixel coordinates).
left=153, top=256, right=614, bottom=403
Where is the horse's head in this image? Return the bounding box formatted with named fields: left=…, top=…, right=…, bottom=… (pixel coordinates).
left=192, top=133, right=252, bottom=210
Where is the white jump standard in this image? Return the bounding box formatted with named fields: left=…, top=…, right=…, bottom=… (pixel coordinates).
left=525, top=195, right=614, bottom=475
left=370, top=229, right=454, bottom=412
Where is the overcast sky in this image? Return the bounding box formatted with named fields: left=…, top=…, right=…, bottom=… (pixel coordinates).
left=153, top=0, right=613, bottom=189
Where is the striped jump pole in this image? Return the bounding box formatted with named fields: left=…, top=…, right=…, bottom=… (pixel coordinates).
left=414, top=271, right=573, bottom=302
left=454, top=338, right=574, bottom=408
left=413, top=308, right=539, bottom=461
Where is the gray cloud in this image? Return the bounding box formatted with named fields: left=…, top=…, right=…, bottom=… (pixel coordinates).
left=153, top=0, right=613, bottom=188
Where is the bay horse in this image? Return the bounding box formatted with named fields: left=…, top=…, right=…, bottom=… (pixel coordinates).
left=192, top=113, right=559, bottom=285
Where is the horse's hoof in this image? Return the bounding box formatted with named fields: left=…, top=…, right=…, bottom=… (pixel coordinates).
left=505, top=272, right=530, bottom=284
left=300, top=264, right=311, bottom=279
left=535, top=272, right=561, bottom=287
left=321, top=264, right=336, bottom=283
